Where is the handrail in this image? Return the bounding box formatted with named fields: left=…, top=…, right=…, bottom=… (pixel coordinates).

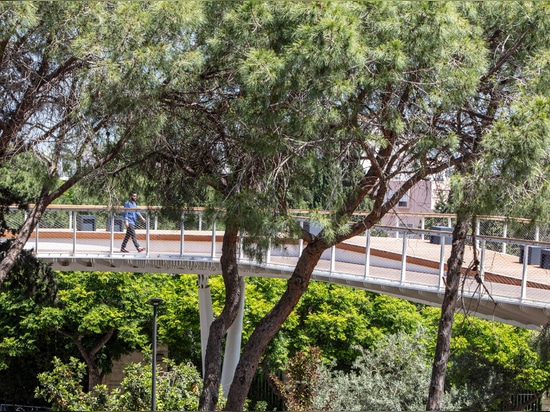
left=4, top=204, right=549, bottom=246
left=5, top=204, right=536, bottom=222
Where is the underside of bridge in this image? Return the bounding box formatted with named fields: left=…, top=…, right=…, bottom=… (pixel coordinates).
left=40, top=254, right=550, bottom=331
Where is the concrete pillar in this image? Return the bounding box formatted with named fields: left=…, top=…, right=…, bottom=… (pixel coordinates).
left=220, top=276, right=246, bottom=397
left=197, top=274, right=214, bottom=375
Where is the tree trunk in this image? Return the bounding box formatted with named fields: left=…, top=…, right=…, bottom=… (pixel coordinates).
left=224, top=240, right=326, bottom=411
left=199, top=225, right=243, bottom=411
left=57, top=328, right=115, bottom=392
left=0, top=194, right=52, bottom=287
left=0, top=131, right=129, bottom=288
left=426, top=213, right=470, bottom=410
left=88, top=364, right=104, bottom=392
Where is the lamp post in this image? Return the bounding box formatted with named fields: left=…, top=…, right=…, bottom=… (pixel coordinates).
left=148, top=297, right=163, bottom=411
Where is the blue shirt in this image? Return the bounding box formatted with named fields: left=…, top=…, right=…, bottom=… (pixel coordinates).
left=123, top=200, right=143, bottom=226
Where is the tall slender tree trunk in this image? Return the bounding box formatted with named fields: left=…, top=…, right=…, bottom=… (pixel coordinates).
left=224, top=240, right=326, bottom=411
left=426, top=213, right=470, bottom=410
left=199, top=225, right=243, bottom=411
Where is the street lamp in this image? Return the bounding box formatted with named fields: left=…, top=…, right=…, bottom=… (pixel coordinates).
left=148, top=297, right=163, bottom=412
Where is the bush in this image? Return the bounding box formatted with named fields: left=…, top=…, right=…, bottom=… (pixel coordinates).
left=35, top=355, right=203, bottom=411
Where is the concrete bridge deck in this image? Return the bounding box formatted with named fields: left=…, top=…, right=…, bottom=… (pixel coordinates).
left=24, top=227, right=550, bottom=330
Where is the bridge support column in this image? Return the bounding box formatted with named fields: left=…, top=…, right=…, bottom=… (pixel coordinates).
left=220, top=276, right=246, bottom=397
left=197, top=274, right=214, bottom=375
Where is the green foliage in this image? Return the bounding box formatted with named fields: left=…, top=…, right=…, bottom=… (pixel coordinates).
left=0, top=153, right=45, bottom=235
left=154, top=274, right=203, bottom=368
left=312, top=328, right=458, bottom=411
left=31, top=271, right=148, bottom=342
left=287, top=283, right=427, bottom=371
left=271, top=347, right=323, bottom=412
left=35, top=357, right=91, bottom=411
left=35, top=355, right=203, bottom=411
left=0, top=241, right=64, bottom=405
left=447, top=315, right=550, bottom=410
left=2, top=267, right=549, bottom=408
left=21, top=271, right=175, bottom=389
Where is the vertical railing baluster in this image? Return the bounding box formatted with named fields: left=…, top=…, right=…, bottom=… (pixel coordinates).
left=475, top=219, right=480, bottom=250
left=420, top=216, right=426, bottom=240
left=72, top=210, right=77, bottom=255
left=400, top=231, right=407, bottom=283
left=438, top=236, right=446, bottom=289
left=180, top=212, right=185, bottom=257
left=478, top=239, right=486, bottom=298
left=395, top=215, right=400, bottom=238
left=298, top=220, right=304, bottom=257
left=109, top=210, right=115, bottom=255
left=266, top=238, right=271, bottom=264
left=501, top=223, right=507, bottom=254
left=330, top=245, right=336, bottom=274
left=364, top=229, right=371, bottom=279
left=240, top=233, right=245, bottom=261
left=145, top=211, right=150, bottom=256
left=211, top=218, right=216, bottom=259
left=35, top=221, right=39, bottom=253
left=521, top=245, right=528, bottom=300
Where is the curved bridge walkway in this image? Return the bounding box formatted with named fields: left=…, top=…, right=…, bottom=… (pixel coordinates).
left=7, top=205, right=550, bottom=391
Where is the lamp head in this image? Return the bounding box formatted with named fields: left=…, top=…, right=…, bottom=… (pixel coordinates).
left=148, top=297, right=163, bottom=306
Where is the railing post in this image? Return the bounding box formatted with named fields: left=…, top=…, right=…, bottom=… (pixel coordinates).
left=395, top=216, right=400, bottom=239
left=145, top=211, right=150, bottom=256
left=400, top=231, right=407, bottom=283
left=180, top=212, right=185, bottom=256
left=330, top=245, right=336, bottom=274
left=266, top=238, right=271, bottom=264
left=420, top=217, right=425, bottom=241
left=109, top=211, right=115, bottom=255
left=521, top=245, right=528, bottom=300
left=35, top=221, right=39, bottom=253
left=72, top=210, right=77, bottom=255
left=475, top=219, right=480, bottom=250
left=364, top=229, right=371, bottom=279
left=478, top=239, right=486, bottom=298
left=479, top=239, right=486, bottom=280
left=501, top=223, right=507, bottom=254
left=438, top=237, right=446, bottom=289
left=211, top=219, right=216, bottom=258
left=240, top=233, right=245, bottom=261
left=298, top=220, right=304, bottom=257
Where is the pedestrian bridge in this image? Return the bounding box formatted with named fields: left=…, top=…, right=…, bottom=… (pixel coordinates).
left=11, top=204, right=550, bottom=331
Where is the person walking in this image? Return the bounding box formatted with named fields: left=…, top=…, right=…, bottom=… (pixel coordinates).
left=120, top=191, right=146, bottom=253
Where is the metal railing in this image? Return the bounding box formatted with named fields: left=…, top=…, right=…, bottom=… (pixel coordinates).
left=3, top=205, right=550, bottom=311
